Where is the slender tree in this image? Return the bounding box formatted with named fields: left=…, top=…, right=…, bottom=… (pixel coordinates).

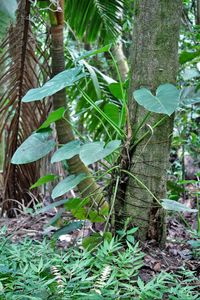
left=115, top=0, right=182, bottom=245
left=49, top=0, right=107, bottom=208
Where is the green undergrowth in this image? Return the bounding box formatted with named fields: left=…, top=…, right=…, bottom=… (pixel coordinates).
left=0, top=230, right=198, bottom=300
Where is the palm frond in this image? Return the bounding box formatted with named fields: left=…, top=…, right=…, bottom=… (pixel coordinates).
left=65, top=0, right=124, bottom=43
left=0, top=0, right=51, bottom=214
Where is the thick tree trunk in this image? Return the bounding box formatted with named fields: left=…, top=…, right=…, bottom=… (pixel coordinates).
left=50, top=1, right=106, bottom=208
left=115, top=0, right=182, bottom=245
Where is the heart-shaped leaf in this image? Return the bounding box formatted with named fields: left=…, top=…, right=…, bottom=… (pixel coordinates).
left=22, top=67, right=85, bottom=102
left=11, top=130, right=56, bottom=164
left=161, top=199, right=198, bottom=213
left=52, top=173, right=86, bottom=199
left=133, top=83, right=180, bottom=116
left=80, top=140, right=121, bottom=165
left=51, top=140, right=81, bottom=163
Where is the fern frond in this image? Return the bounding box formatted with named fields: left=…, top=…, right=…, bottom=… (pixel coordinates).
left=51, top=265, right=64, bottom=294
left=93, top=264, right=112, bottom=294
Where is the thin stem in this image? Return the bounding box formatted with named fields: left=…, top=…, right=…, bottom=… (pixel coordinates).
left=104, top=176, right=120, bottom=233
left=131, top=115, right=168, bottom=149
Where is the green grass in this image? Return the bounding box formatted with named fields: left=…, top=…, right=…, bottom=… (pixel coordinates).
left=0, top=228, right=198, bottom=299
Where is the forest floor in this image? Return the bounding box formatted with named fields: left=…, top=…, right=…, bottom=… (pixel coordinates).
left=0, top=195, right=200, bottom=290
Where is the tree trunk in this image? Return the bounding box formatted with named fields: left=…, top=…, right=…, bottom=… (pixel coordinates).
left=115, top=0, right=182, bottom=245
left=50, top=1, right=106, bottom=208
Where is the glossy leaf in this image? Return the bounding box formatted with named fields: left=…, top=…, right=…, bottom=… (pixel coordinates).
left=80, top=140, right=121, bottom=165
left=30, top=174, right=58, bottom=189
left=161, top=199, right=198, bottom=213
left=52, top=173, right=86, bottom=199
left=11, top=130, right=56, bottom=164
left=22, top=67, right=85, bottom=102
left=51, top=140, right=81, bottom=163
left=133, top=84, right=180, bottom=116
left=38, top=107, right=65, bottom=130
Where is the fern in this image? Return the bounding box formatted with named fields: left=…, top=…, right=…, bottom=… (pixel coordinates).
left=51, top=265, right=64, bottom=294
left=93, top=264, right=112, bottom=294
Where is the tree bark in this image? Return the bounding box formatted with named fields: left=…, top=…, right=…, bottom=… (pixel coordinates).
left=50, top=1, right=106, bottom=209
left=115, top=0, right=182, bottom=245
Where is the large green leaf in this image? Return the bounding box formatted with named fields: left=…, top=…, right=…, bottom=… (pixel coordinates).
left=52, top=174, right=86, bottom=199
left=38, top=107, right=65, bottom=130
left=22, top=67, right=85, bottom=102
left=133, top=84, right=180, bottom=116
left=11, top=130, right=56, bottom=164
left=161, top=199, right=198, bottom=213
left=51, top=139, right=121, bottom=165
left=51, top=140, right=81, bottom=163
left=80, top=140, right=121, bottom=165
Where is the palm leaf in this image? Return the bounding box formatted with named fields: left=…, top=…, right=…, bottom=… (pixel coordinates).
left=65, top=0, right=124, bottom=43
left=0, top=0, right=51, bottom=214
